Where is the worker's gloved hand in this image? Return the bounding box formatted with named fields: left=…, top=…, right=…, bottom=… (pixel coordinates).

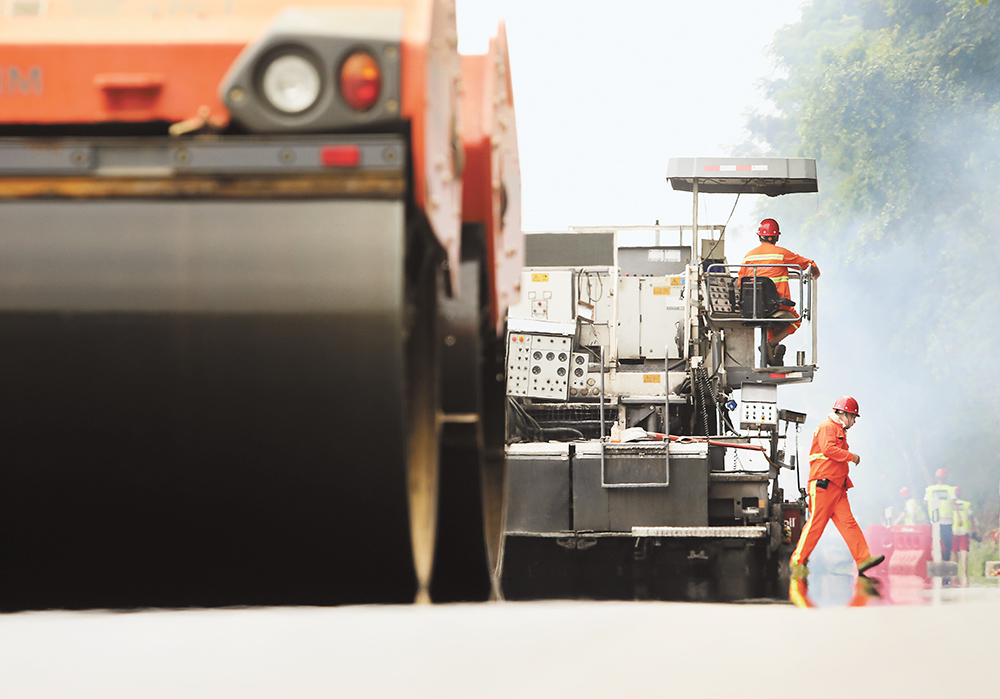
left=851, top=453, right=861, bottom=465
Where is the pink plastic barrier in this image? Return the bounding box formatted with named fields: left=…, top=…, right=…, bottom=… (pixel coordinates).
left=863, top=525, right=932, bottom=579
left=888, top=525, right=932, bottom=578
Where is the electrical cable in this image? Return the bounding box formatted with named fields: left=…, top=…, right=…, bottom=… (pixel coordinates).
left=700, top=182, right=750, bottom=262
left=507, top=397, right=587, bottom=443
left=667, top=358, right=687, bottom=372
left=539, top=427, right=585, bottom=441
left=586, top=271, right=604, bottom=302
left=694, top=365, right=711, bottom=437
left=507, top=396, right=542, bottom=442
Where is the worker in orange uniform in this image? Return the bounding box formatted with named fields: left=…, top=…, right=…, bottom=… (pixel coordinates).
left=789, top=396, right=885, bottom=579
left=739, top=218, right=820, bottom=365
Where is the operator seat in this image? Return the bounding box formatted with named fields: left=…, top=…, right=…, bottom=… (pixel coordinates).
left=738, top=275, right=794, bottom=324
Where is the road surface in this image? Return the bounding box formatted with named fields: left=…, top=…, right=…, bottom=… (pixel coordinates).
left=1, top=576, right=997, bottom=698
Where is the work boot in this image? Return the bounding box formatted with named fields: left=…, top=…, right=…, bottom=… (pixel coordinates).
left=790, top=563, right=809, bottom=580
left=856, top=576, right=882, bottom=599
left=768, top=343, right=786, bottom=367
left=857, top=554, right=885, bottom=575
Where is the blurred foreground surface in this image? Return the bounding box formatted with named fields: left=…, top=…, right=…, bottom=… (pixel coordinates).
left=1, top=576, right=997, bottom=698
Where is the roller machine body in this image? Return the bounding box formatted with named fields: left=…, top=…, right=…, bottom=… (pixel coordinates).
left=0, top=0, right=521, bottom=609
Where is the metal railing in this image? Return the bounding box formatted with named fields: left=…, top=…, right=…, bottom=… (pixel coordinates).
left=599, top=344, right=671, bottom=489
left=704, top=263, right=817, bottom=369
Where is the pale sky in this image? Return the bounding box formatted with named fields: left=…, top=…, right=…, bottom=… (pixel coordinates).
left=456, top=0, right=808, bottom=241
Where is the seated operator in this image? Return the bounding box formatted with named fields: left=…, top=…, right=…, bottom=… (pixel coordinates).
left=738, top=218, right=820, bottom=366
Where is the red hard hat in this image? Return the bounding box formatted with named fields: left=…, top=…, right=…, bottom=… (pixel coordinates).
left=899, top=487, right=910, bottom=498
left=758, top=218, right=780, bottom=238
left=935, top=468, right=948, bottom=479
left=832, top=395, right=859, bottom=416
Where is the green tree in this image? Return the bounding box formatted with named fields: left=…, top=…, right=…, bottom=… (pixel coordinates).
left=742, top=0, right=1000, bottom=513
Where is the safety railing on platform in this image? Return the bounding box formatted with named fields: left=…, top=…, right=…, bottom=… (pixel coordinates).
left=704, top=263, right=817, bottom=370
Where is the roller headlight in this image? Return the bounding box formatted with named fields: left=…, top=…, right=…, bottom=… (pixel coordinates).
left=260, top=53, right=322, bottom=114
left=218, top=7, right=403, bottom=133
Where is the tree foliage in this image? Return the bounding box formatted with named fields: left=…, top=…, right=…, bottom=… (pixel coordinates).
left=743, top=0, right=1000, bottom=504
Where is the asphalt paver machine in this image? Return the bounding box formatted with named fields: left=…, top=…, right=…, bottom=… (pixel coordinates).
left=500, top=157, right=819, bottom=601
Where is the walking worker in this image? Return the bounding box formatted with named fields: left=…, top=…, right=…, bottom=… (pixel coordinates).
left=924, top=468, right=957, bottom=561
left=789, top=396, right=884, bottom=579
left=739, top=218, right=821, bottom=366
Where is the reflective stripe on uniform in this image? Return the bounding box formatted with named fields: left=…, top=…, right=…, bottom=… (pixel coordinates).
left=790, top=480, right=818, bottom=565
left=789, top=579, right=813, bottom=607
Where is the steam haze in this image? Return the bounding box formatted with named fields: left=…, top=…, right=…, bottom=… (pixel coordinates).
left=740, top=0, right=1000, bottom=536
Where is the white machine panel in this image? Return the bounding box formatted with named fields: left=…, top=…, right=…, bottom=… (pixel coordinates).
left=638, top=276, right=686, bottom=359
left=618, top=275, right=686, bottom=359
left=739, top=382, right=779, bottom=429
left=569, top=352, right=589, bottom=391
left=527, top=334, right=572, bottom=399
left=617, top=276, right=641, bottom=359
left=610, top=370, right=667, bottom=398
left=506, top=332, right=533, bottom=396
left=740, top=401, right=778, bottom=429
left=506, top=332, right=573, bottom=400
left=507, top=269, right=575, bottom=322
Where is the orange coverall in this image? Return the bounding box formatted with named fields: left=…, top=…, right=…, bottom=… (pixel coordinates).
left=739, top=242, right=816, bottom=341
left=789, top=414, right=872, bottom=568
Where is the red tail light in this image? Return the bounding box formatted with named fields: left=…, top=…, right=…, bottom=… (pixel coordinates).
left=320, top=145, right=361, bottom=167
left=339, top=51, right=381, bottom=111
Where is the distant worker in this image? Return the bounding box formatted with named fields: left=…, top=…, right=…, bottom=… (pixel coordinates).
left=739, top=218, right=820, bottom=366
left=893, top=486, right=928, bottom=525
left=924, top=468, right=957, bottom=561
left=951, top=487, right=978, bottom=582
left=789, top=396, right=885, bottom=579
